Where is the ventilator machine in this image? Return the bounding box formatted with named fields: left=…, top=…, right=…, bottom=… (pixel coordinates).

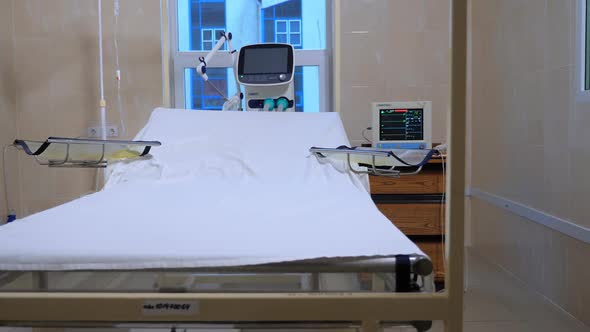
left=196, top=32, right=295, bottom=112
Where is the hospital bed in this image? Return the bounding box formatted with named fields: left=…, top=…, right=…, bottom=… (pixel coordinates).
left=0, top=0, right=467, bottom=327
left=0, top=109, right=438, bottom=330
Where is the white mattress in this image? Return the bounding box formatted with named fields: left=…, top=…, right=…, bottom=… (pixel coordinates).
left=0, top=108, right=424, bottom=271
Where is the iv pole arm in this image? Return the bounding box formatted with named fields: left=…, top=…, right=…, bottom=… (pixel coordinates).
left=196, top=32, right=232, bottom=81
left=196, top=31, right=242, bottom=111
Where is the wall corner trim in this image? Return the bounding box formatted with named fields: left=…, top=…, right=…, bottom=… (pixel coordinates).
left=469, top=188, right=590, bottom=245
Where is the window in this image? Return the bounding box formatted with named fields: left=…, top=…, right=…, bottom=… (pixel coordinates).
left=171, top=0, right=330, bottom=112
left=185, top=67, right=228, bottom=109
left=274, top=19, right=302, bottom=46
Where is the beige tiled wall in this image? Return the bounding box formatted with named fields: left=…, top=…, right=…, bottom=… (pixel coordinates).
left=338, top=0, right=451, bottom=146
left=0, top=1, right=18, bottom=220
left=2, top=0, right=162, bottom=218
left=3, top=0, right=451, bottom=216
left=471, top=199, right=590, bottom=327
left=470, top=0, right=590, bottom=326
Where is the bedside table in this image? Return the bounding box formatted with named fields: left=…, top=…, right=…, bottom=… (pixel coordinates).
left=369, top=158, right=446, bottom=285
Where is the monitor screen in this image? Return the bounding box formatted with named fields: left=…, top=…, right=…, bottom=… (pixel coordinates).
left=242, top=47, right=289, bottom=75
left=379, top=108, right=424, bottom=141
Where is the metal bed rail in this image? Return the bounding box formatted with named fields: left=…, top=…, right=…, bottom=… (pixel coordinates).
left=0, top=255, right=433, bottom=277
left=13, top=137, right=162, bottom=168
left=0, top=255, right=433, bottom=294
left=0, top=320, right=435, bottom=332
left=309, top=146, right=436, bottom=177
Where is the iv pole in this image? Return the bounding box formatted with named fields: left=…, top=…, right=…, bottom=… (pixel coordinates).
left=98, top=0, right=107, bottom=141
left=96, top=0, right=107, bottom=187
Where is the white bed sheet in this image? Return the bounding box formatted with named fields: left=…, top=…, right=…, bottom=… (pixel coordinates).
left=0, top=108, right=425, bottom=271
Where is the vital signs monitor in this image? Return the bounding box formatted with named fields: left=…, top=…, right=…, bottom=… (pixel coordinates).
left=371, top=101, right=432, bottom=149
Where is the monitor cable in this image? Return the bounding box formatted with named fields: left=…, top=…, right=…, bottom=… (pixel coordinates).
left=1, top=145, right=16, bottom=224
left=434, top=143, right=447, bottom=288
left=362, top=126, right=372, bottom=144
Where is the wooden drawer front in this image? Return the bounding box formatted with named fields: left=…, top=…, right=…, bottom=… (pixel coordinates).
left=377, top=203, right=443, bottom=236
left=369, top=172, right=443, bottom=194
left=416, top=240, right=445, bottom=282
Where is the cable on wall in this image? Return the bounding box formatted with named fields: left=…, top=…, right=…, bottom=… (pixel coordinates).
left=433, top=143, right=447, bottom=281
left=114, top=0, right=127, bottom=138
left=1, top=145, right=16, bottom=223
left=440, top=152, right=446, bottom=272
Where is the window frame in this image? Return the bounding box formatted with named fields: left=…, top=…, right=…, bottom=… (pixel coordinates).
left=576, top=0, right=590, bottom=101
left=169, top=0, right=332, bottom=112
left=289, top=20, right=302, bottom=46
left=274, top=19, right=302, bottom=47
left=201, top=28, right=227, bottom=51
left=275, top=19, right=289, bottom=43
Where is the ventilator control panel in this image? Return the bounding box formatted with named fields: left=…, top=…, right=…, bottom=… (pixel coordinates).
left=237, top=44, right=294, bottom=86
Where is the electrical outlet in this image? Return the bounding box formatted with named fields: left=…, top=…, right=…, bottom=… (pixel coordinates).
left=88, top=125, right=119, bottom=138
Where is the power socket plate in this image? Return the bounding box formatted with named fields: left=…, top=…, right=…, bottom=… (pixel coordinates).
left=88, top=126, right=119, bottom=138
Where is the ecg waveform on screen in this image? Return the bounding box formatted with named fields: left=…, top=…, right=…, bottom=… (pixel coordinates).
left=379, top=108, right=424, bottom=141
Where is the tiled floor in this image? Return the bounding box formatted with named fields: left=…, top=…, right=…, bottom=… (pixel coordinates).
left=426, top=249, right=590, bottom=332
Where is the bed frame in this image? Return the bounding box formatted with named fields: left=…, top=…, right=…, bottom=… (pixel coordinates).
left=0, top=254, right=434, bottom=293
left=0, top=0, right=467, bottom=330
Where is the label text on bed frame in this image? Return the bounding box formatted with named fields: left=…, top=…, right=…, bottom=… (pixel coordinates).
left=142, top=301, right=200, bottom=316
